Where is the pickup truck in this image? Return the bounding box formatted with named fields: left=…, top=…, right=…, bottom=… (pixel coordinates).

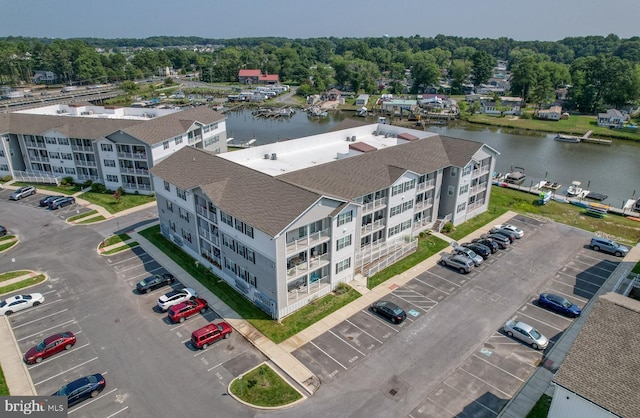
left=439, top=252, right=474, bottom=274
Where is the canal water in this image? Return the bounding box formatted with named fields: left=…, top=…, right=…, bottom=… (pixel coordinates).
left=225, top=109, right=640, bottom=206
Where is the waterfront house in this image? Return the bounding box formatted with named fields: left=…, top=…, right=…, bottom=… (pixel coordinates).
left=149, top=122, right=498, bottom=319
left=479, top=97, right=523, bottom=116
left=355, top=94, right=370, bottom=107
left=238, top=69, right=280, bottom=85
left=381, top=99, right=418, bottom=115
left=537, top=105, right=562, bottom=121
left=597, top=109, right=625, bottom=128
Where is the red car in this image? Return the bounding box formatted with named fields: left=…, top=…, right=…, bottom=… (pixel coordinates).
left=24, top=331, right=76, bottom=364
left=191, top=322, right=233, bottom=349
left=168, top=297, right=208, bottom=323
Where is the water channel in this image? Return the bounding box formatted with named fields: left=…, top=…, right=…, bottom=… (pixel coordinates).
left=224, top=109, right=640, bottom=207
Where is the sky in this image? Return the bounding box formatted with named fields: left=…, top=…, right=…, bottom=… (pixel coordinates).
left=2, top=0, right=639, bottom=41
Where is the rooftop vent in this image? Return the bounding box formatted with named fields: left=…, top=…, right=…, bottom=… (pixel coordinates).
left=264, top=153, right=270, bottom=160
left=271, top=153, right=277, bottom=160
left=346, top=136, right=351, bottom=141
left=351, top=135, right=356, bottom=142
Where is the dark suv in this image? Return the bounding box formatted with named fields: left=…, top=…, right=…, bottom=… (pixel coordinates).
left=462, top=242, right=490, bottom=259
left=472, top=237, right=499, bottom=253
left=49, top=196, right=75, bottom=209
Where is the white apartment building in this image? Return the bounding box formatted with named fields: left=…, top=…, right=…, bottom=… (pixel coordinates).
left=150, top=121, right=499, bottom=319
left=0, top=104, right=227, bottom=193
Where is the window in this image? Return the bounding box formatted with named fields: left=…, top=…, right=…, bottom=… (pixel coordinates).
left=246, top=249, right=256, bottom=263
left=448, top=185, right=454, bottom=196
left=176, top=188, right=186, bottom=200
left=336, top=258, right=351, bottom=274
left=404, top=179, right=416, bottom=191
left=163, top=141, right=169, bottom=150
left=388, top=220, right=412, bottom=237
left=179, top=208, right=190, bottom=222
left=391, top=184, right=403, bottom=196
left=402, top=201, right=413, bottom=211
left=170, top=222, right=176, bottom=232
left=235, top=219, right=245, bottom=233
left=64, top=167, right=76, bottom=174
left=390, top=204, right=402, bottom=217
left=450, top=167, right=458, bottom=176
left=462, top=165, right=472, bottom=176
left=106, top=174, right=118, bottom=182
left=103, top=159, right=116, bottom=167
left=181, top=229, right=192, bottom=243
left=0, top=164, right=9, bottom=171
left=337, top=235, right=352, bottom=251
left=457, top=202, right=467, bottom=213
left=45, top=137, right=57, bottom=145
left=222, top=234, right=235, bottom=250
left=101, top=143, right=113, bottom=152
left=337, top=211, right=353, bottom=226
left=459, top=184, right=469, bottom=195
left=49, top=152, right=59, bottom=159
left=175, top=136, right=183, bottom=145
left=204, top=135, right=220, bottom=147
left=52, top=166, right=64, bottom=174
left=60, top=153, right=72, bottom=160
left=220, top=211, right=233, bottom=227
left=245, top=225, right=254, bottom=238
left=166, top=200, right=173, bottom=212
left=57, top=138, right=69, bottom=146
left=164, top=181, right=170, bottom=191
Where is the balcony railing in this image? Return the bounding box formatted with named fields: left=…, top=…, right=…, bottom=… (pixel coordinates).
left=286, top=228, right=330, bottom=253
left=29, top=155, right=49, bottom=162
left=362, top=198, right=386, bottom=213
left=196, top=205, right=217, bottom=222
left=119, top=166, right=149, bottom=175
left=416, top=179, right=436, bottom=191
left=198, top=227, right=210, bottom=241
left=472, top=166, right=491, bottom=177
left=412, top=217, right=433, bottom=231
left=123, top=182, right=152, bottom=191
left=361, top=218, right=385, bottom=235
left=469, top=182, right=488, bottom=195
left=414, top=198, right=434, bottom=211
left=76, top=160, right=97, bottom=167
left=467, top=198, right=486, bottom=211
left=25, top=141, right=46, bottom=149
left=118, top=152, right=147, bottom=160
left=71, top=145, right=93, bottom=152
left=77, top=174, right=100, bottom=181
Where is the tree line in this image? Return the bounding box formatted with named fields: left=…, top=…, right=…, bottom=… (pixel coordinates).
left=1, top=34, right=639, bottom=113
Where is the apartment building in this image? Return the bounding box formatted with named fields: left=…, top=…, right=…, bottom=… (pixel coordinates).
left=150, top=122, right=498, bottom=319
left=0, top=104, right=227, bottom=193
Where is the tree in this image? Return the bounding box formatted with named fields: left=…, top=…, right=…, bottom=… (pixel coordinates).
left=450, top=60, right=472, bottom=94
left=471, top=50, right=495, bottom=86
left=410, top=52, right=440, bottom=93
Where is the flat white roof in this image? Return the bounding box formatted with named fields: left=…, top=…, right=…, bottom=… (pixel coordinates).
left=15, top=104, right=179, bottom=120
left=219, top=123, right=438, bottom=176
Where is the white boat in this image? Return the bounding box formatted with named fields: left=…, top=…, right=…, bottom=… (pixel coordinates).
left=567, top=181, right=583, bottom=196
left=554, top=134, right=580, bottom=143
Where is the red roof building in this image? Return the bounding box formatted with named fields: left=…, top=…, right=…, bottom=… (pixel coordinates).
left=238, top=69, right=279, bottom=85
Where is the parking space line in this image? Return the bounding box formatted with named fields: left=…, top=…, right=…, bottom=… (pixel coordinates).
left=17, top=319, right=77, bottom=342
left=206, top=351, right=248, bottom=371
left=556, top=270, right=604, bottom=287
left=107, top=253, right=149, bottom=266
left=559, top=267, right=608, bottom=282
left=390, top=292, right=431, bottom=311
left=328, top=330, right=366, bottom=357
left=34, top=357, right=98, bottom=385
left=457, top=367, right=512, bottom=398
left=422, top=270, right=462, bottom=289
left=309, top=341, right=347, bottom=370
left=547, top=288, right=589, bottom=304
left=550, top=278, right=596, bottom=296
left=524, top=302, right=574, bottom=322
left=361, top=310, right=401, bottom=332
left=412, top=276, right=450, bottom=295
left=345, top=319, right=383, bottom=345
left=471, top=353, right=527, bottom=383
left=126, top=266, right=165, bottom=282
left=27, top=343, right=91, bottom=369
left=12, top=309, right=69, bottom=329
left=116, top=260, right=158, bottom=274
left=68, top=388, right=118, bottom=414
left=443, top=381, right=501, bottom=415
left=515, top=311, right=565, bottom=332
left=41, top=290, right=59, bottom=296
left=105, top=406, right=129, bottom=418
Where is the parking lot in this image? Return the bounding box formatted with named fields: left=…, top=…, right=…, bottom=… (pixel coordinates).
left=291, top=215, right=620, bottom=417
left=0, top=188, right=93, bottom=221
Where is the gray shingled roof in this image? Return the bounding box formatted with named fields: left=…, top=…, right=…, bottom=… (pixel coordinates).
left=553, top=293, right=640, bottom=417
left=122, top=106, right=225, bottom=145
left=150, top=146, right=322, bottom=237
left=278, top=135, right=484, bottom=200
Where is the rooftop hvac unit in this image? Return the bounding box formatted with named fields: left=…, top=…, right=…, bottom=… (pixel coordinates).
left=264, top=153, right=270, bottom=159
left=351, top=135, right=356, bottom=142
left=271, top=153, right=277, bottom=160
left=346, top=136, right=351, bottom=141
left=384, top=133, right=389, bottom=138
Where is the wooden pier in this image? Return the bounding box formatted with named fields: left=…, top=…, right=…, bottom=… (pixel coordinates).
left=580, top=130, right=613, bottom=145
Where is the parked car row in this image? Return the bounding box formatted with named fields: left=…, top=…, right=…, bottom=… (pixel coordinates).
left=136, top=274, right=233, bottom=349
left=39, top=194, right=76, bottom=210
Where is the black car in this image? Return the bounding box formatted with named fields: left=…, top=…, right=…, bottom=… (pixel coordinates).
left=49, top=196, right=75, bottom=210
left=39, top=195, right=64, bottom=207
left=51, top=373, right=106, bottom=407
left=370, top=300, right=406, bottom=324
left=136, top=273, right=176, bottom=294
left=472, top=237, right=499, bottom=253
left=0, top=225, right=6, bottom=237
left=462, top=242, right=490, bottom=259
left=486, top=233, right=510, bottom=248
left=490, top=227, right=517, bottom=243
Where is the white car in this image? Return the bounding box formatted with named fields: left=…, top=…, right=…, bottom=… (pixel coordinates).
left=157, top=288, right=196, bottom=311
left=494, top=223, right=524, bottom=238
left=503, top=320, right=548, bottom=350
left=0, top=293, right=45, bottom=315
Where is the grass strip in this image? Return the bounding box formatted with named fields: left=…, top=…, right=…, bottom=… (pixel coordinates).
left=229, top=364, right=302, bottom=407
left=0, top=274, right=46, bottom=295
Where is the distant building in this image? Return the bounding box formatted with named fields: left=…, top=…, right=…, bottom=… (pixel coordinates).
left=549, top=293, right=640, bottom=418
left=597, top=109, right=625, bottom=128
left=355, top=94, right=370, bottom=107
left=238, top=70, right=280, bottom=85
left=537, top=105, right=563, bottom=121
left=32, top=70, right=57, bottom=84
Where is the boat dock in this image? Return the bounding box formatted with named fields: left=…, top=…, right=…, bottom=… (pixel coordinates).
left=580, top=130, right=613, bottom=145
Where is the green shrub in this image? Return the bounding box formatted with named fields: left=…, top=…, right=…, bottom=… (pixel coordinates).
left=91, top=183, right=107, bottom=193
left=61, top=176, right=75, bottom=186
left=441, top=222, right=454, bottom=233
left=82, top=179, right=93, bottom=188
left=520, top=112, right=533, bottom=119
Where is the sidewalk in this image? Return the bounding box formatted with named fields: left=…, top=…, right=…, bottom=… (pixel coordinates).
left=0, top=271, right=43, bottom=293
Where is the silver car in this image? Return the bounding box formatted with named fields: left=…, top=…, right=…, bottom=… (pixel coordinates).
left=493, top=223, right=524, bottom=238
left=9, top=185, right=36, bottom=200
left=503, top=320, right=548, bottom=350
left=453, top=246, right=483, bottom=266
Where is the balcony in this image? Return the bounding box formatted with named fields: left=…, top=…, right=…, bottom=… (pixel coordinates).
left=469, top=182, right=488, bottom=195
left=361, top=219, right=385, bottom=235
left=412, top=217, right=433, bottom=231
left=76, top=160, right=97, bottom=167
left=414, top=198, right=434, bottom=211
left=118, top=152, right=147, bottom=160
left=362, top=198, right=386, bottom=213
left=196, top=205, right=217, bottom=222
left=25, top=141, right=46, bottom=149
left=119, top=166, right=149, bottom=175
left=77, top=174, right=100, bottom=181
left=198, top=227, right=210, bottom=241
left=123, top=182, right=152, bottom=191
left=467, top=198, right=486, bottom=211
left=188, top=134, right=203, bottom=144
left=29, top=155, right=49, bottom=162
left=71, top=145, right=93, bottom=152
left=472, top=166, right=491, bottom=177
left=416, top=179, right=436, bottom=191
left=286, top=228, right=330, bottom=254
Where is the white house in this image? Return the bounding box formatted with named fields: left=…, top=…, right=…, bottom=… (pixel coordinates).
left=537, top=105, right=562, bottom=121
left=596, top=109, right=625, bottom=128
left=149, top=121, right=499, bottom=319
